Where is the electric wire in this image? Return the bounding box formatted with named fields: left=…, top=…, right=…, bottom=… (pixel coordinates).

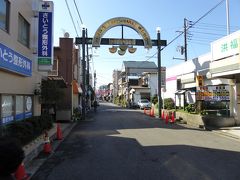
left=73, top=0, right=84, bottom=25
left=161, top=0, right=225, bottom=51
left=64, top=0, right=79, bottom=36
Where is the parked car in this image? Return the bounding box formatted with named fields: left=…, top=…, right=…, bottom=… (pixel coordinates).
left=138, top=99, right=152, bottom=109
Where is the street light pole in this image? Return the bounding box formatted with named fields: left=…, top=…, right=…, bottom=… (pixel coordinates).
left=157, top=27, right=162, bottom=118
left=82, top=27, right=86, bottom=120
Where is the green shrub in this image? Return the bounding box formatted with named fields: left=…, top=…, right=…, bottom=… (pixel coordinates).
left=164, top=98, right=175, bottom=109
left=121, top=99, right=128, bottom=107
left=73, top=107, right=82, bottom=120
left=7, top=121, right=34, bottom=145
left=151, top=95, right=158, bottom=105
left=114, top=96, right=120, bottom=105
left=185, top=104, right=196, bottom=113
left=2, top=114, right=53, bottom=146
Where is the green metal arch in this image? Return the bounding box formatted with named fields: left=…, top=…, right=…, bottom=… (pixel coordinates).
left=92, top=17, right=152, bottom=49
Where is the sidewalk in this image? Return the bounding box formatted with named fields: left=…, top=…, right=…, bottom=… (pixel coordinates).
left=208, top=126, right=240, bottom=140
left=23, top=121, right=77, bottom=177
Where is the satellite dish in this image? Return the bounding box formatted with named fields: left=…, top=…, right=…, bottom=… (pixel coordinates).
left=64, top=32, right=70, bottom=38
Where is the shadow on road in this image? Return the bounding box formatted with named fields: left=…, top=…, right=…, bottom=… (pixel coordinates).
left=32, top=102, right=240, bottom=180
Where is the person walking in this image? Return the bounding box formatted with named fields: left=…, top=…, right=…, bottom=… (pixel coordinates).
left=93, top=100, right=98, bottom=112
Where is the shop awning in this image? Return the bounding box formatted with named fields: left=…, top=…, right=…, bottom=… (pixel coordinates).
left=175, top=90, right=186, bottom=94
left=47, top=76, right=67, bottom=88
left=72, top=80, right=82, bottom=94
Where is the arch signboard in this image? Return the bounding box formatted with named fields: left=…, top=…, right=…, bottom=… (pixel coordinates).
left=92, top=17, right=152, bottom=49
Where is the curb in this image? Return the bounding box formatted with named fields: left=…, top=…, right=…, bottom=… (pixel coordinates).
left=24, top=122, right=77, bottom=177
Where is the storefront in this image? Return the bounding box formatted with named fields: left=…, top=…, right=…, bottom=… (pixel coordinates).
left=208, top=30, right=240, bottom=125
left=1, top=95, right=33, bottom=125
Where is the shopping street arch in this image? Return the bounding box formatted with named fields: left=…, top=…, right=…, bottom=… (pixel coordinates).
left=75, top=17, right=167, bottom=119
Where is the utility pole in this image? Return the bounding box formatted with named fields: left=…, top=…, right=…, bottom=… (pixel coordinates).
left=86, top=29, right=90, bottom=87
left=94, top=70, right=96, bottom=94
left=81, top=28, right=86, bottom=120
left=226, top=0, right=230, bottom=35
left=86, top=29, right=90, bottom=109
left=157, top=27, right=162, bottom=118
left=184, top=18, right=188, bottom=62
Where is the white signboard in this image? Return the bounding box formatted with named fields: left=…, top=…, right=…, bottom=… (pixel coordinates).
left=211, top=30, right=240, bottom=61
left=196, top=85, right=230, bottom=101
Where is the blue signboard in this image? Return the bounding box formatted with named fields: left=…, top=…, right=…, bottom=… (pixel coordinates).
left=0, top=43, right=32, bottom=76
left=15, top=113, right=24, bottom=121
left=38, top=11, right=53, bottom=65
left=1, top=116, right=14, bottom=125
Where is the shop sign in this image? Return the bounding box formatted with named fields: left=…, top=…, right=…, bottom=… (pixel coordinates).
left=2, top=116, right=14, bottom=125
left=0, top=43, right=32, bottom=76
left=196, top=85, right=230, bottom=101
left=211, top=30, right=240, bottom=61
left=92, top=17, right=152, bottom=49
left=196, top=75, right=204, bottom=87
left=161, top=67, right=166, bottom=87
left=38, top=1, right=53, bottom=65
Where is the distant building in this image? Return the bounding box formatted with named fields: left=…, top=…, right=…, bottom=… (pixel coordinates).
left=112, top=70, right=121, bottom=100
left=118, top=61, right=158, bottom=106
left=52, top=37, right=81, bottom=121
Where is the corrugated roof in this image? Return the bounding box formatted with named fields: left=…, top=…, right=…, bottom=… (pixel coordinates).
left=123, top=61, right=157, bottom=69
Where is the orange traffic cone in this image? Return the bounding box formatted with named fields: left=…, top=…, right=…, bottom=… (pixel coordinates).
left=161, top=111, right=165, bottom=120
left=56, top=123, right=63, bottom=140
left=43, top=131, right=52, bottom=154
left=148, top=108, right=151, bottom=116
left=171, top=113, right=175, bottom=123
left=14, top=163, right=29, bottom=180
left=151, top=107, right=155, bottom=117
left=165, top=114, right=169, bottom=124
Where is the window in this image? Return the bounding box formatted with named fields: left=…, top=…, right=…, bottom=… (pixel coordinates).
left=25, top=96, right=32, bottom=118
left=0, top=0, right=10, bottom=32
left=18, top=13, right=30, bottom=47
left=1, top=95, right=14, bottom=125
left=16, top=96, right=24, bottom=120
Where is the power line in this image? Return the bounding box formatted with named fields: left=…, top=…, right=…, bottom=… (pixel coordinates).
left=161, top=0, right=225, bottom=51
left=73, top=0, right=84, bottom=25
left=64, top=0, right=79, bottom=36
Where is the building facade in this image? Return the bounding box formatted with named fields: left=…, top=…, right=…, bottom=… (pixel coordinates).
left=0, top=0, right=47, bottom=125
left=112, top=70, right=120, bottom=100
left=118, top=61, right=158, bottom=106
left=52, top=37, right=81, bottom=121
left=165, top=30, right=240, bottom=127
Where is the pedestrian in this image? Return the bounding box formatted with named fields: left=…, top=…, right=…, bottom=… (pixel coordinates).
left=93, top=100, right=98, bottom=112
left=0, top=137, right=24, bottom=180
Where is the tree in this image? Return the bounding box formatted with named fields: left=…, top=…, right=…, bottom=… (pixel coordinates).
left=40, top=80, right=65, bottom=107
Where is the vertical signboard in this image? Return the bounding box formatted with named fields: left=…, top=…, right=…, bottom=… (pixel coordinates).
left=38, top=1, right=53, bottom=65
left=196, top=75, right=203, bottom=87
left=161, top=67, right=166, bottom=87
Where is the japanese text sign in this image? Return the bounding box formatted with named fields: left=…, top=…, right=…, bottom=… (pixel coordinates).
left=38, top=1, right=53, bottom=65
left=0, top=43, right=32, bottom=76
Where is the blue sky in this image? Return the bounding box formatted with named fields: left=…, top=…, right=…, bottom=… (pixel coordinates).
left=51, top=0, right=240, bottom=87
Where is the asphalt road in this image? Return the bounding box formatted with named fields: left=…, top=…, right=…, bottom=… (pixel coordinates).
left=31, top=102, right=240, bottom=180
